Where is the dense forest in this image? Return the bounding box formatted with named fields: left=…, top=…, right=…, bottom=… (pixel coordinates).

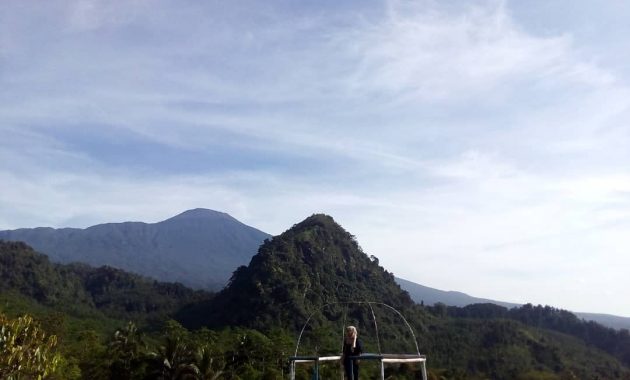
left=2, top=215, right=630, bottom=379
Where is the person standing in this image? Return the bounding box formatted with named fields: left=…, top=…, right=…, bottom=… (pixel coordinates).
left=342, top=326, right=362, bottom=380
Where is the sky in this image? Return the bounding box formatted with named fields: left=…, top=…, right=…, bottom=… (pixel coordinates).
left=2, top=0, right=630, bottom=317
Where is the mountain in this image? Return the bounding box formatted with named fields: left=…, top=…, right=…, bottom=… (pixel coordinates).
left=396, top=277, right=519, bottom=308
left=573, top=312, right=630, bottom=331
left=3, top=216, right=630, bottom=379
left=397, top=277, right=630, bottom=331
left=179, top=214, right=630, bottom=378
left=0, top=208, right=270, bottom=290
left=5, top=208, right=629, bottom=331
left=0, top=240, right=211, bottom=321
left=184, top=214, right=420, bottom=332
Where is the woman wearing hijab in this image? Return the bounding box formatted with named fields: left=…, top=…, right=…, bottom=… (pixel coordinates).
left=342, top=326, right=362, bottom=380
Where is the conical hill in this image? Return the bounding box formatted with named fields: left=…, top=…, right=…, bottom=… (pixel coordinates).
left=185, top=214, right=419, bottom=335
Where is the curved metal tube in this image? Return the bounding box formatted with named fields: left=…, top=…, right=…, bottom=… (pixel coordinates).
left=367, top=302, right=382, bottom=354
left=293, top=301, right=420, bottom=357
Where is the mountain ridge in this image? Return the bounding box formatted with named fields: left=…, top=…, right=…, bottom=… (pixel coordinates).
left=3, top=209, right=629, bottom=330
left=0, top=208, right=270, bottom=290
left=396, top=277, right=519, bottom=308
left=3, top=216, right=630, bottom=379
left=396, top=277, right=630, bottom=330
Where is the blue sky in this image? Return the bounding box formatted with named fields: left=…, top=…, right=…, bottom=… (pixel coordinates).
left=2, top=0, right=630, bottom=316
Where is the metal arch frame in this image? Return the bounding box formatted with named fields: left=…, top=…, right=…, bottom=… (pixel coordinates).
left=289, top=301, right=427, bottom=380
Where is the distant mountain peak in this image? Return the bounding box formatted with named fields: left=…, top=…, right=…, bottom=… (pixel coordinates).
left=0, top=209, right=270, bottom=290
left=166, top=208, right=233, bottom=221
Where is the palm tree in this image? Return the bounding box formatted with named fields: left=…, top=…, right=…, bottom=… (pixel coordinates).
left=193, top=346, right=224, bottom=380
left=146, top=336, right=198, bottom=380
left=108, top=322, right=147, bottom=380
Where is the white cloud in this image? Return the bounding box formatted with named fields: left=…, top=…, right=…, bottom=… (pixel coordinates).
left=337, top=0, right=615, bottom=105
left=2, top=0, right=630, bottom=316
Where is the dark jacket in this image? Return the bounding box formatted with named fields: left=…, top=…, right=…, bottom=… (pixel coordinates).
left=342, top=339, right=363, bottom=361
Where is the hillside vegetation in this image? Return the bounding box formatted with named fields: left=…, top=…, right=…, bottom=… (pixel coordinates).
left=0, top=240, right=211, bottom=321
left=2, top=215, right=630, bottom=379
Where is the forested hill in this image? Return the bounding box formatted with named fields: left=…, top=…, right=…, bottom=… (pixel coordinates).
left=0, top=208, right=270, bottom=290
left=0, top=240, right=212, bottom=321
left=3, top=223, right=630, bottom=379
left=397, top=277, right=630, bottom=331
left=186, top=214, right=419, bottom=332
left=444, top=302, right=630, bottom=368
left=175, top=214, right=630, bottom=379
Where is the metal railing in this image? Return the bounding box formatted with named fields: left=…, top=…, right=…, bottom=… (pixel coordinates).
left=288, top=353, right=427, bottom=380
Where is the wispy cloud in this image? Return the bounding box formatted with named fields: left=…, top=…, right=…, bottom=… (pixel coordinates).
left=2, top=0, right=630, bottom=315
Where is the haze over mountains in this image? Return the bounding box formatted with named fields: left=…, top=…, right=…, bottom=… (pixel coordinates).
left=397, top=277, right=630, bottom=331
left=2, top=208, right=629, bottom=330
left=395, top=277, right=519, bottom=309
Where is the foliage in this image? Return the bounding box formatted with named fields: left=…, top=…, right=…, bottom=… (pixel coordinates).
left=108, top=322, right=148, bottom=380
left=0, top=240, right=213, bottom=323
left=188, top=214, right=419, bottom=332
left=0, top=312, right=61, bottom=380
left=443, top=302, right=630, bottom=370
left=3, top=214, right=630, bottom=380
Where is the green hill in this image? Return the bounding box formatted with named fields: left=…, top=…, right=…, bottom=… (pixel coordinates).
left=186, top=215, right=418, bottom=329
left=0, top=240, right=212, bottom=322
left=178, top=214, right=630, bottom=379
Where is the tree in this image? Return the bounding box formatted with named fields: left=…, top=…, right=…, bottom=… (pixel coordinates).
left=108, top=322, right=147, bottom=380
left=193, top=346, right=224, bottom=380
left=0, top=312, right=61, bottom=380
left=146, top=336, right=197, bottom=380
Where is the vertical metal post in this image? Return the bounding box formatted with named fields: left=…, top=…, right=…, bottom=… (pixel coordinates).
left=421, top=360, right=428, bottom=380
left=290, top=361, right=295, bottom=380
left=350, top=361, right=353, bottom=379
left=315, top=358, right=319, bottom=380
left=341, top=357, right=345, bottom=380
left=380, top=358, right=385, bottom=380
